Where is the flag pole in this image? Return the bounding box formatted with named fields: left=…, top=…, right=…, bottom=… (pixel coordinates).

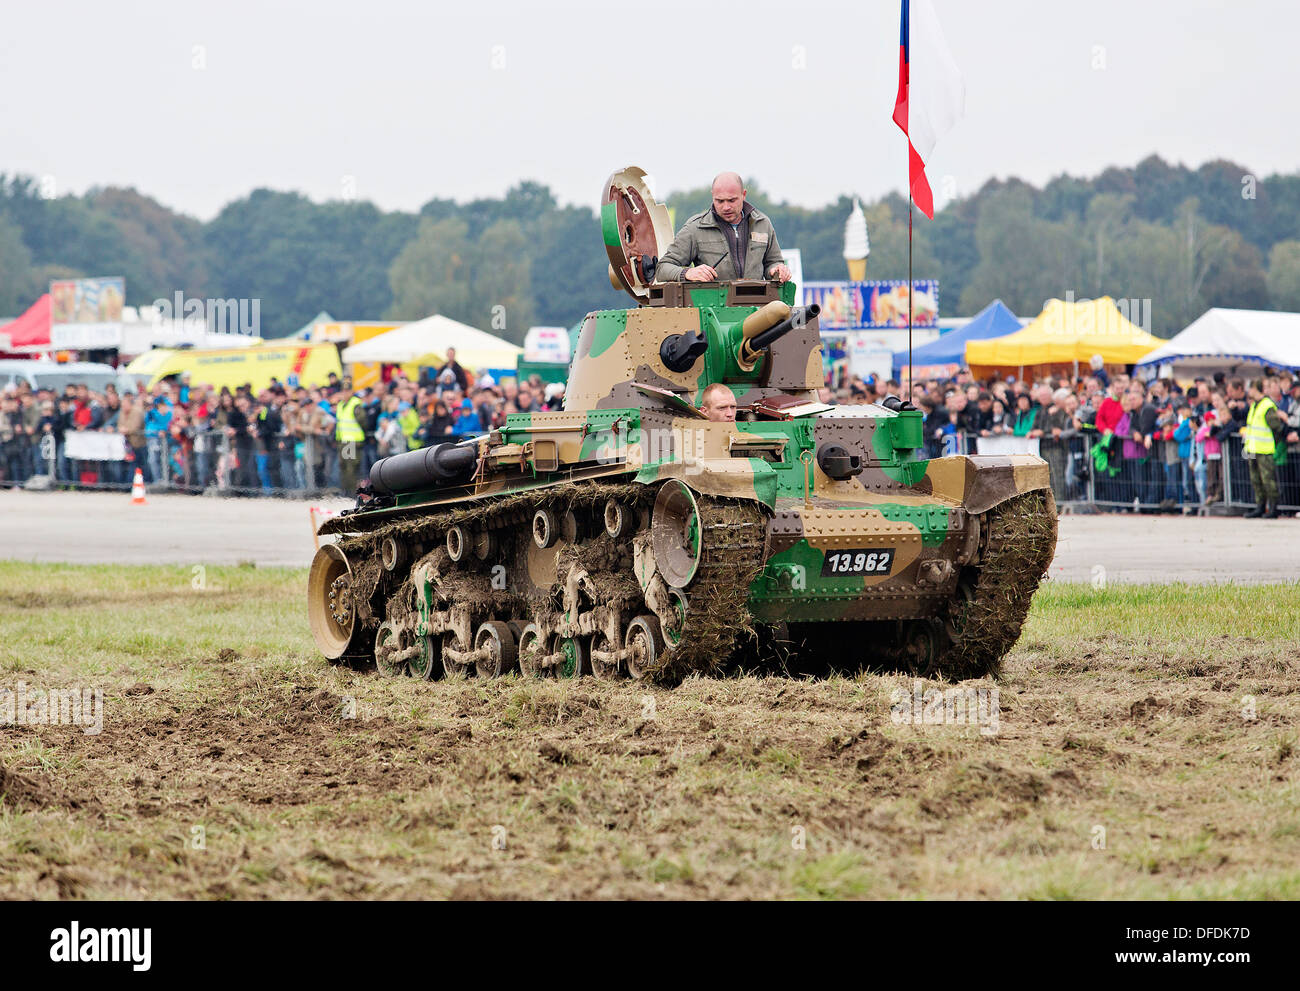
left=908, top=193, right=913, bottom=402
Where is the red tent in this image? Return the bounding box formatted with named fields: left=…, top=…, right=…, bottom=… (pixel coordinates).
left=0, top=294, right=52, bottom=353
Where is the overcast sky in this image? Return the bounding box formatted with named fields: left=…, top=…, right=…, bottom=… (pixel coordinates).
left=3, top=0, right=1297, bottom=220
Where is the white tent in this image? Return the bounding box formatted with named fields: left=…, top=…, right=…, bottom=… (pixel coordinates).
left=340, top=314, right=522, bottom=370
left=1137, top=308, right=1300, bottom=375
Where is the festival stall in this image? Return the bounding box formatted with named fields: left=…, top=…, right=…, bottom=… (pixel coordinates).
left=965, top=296, right=1163, bottom=381
left=1135, top=308, right=1300, bottom=379
left=341, top=315, right=522, bottom=379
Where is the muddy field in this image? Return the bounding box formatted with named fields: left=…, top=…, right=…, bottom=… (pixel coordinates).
left=1, top=563, right=1298, bottom=899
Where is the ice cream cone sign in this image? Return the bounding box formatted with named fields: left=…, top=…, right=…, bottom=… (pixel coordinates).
left=131, top=468, right=147, bottom=505
left=843, top=198, right=869, bottom=281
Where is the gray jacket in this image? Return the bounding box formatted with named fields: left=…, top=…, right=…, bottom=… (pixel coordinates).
left=655, top=205, right=785, bottom=282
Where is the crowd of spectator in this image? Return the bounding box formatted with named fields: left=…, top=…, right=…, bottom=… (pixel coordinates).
left=0, top=347, right=565, bottom=494
left=816, top=366, right=1300, bottom=512
left=3, top=350, right=1298, bottom=513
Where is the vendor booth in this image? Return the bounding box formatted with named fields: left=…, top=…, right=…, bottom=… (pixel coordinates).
left=1135, top=308, right=1300, bottom=379
left=965, top=296, right=1163, bottom=382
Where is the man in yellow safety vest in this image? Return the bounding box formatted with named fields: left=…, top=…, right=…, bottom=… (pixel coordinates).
left=1242, top=378, right=1284, bottom=518
left=335, top=384, right=365, bottom=495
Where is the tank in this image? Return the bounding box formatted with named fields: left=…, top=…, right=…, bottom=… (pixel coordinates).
left=308, top=166, right=1058, bottom=683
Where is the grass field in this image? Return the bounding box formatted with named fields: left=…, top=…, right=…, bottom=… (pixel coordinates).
left=1, top=562, right=1298, bottom=900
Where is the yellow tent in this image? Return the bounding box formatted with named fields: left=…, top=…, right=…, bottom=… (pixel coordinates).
left=966, top=296, right=1164, bottom=380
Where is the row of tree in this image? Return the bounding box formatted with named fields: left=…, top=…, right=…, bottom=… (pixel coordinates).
left=2, top=156, right=1300, bottom=340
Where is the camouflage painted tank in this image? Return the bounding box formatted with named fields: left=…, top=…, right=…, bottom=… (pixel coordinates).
left=308, top=166, right=1057, bottom=683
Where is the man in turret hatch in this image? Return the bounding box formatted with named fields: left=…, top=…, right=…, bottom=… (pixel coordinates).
left=700, top=382, right=738, bottom=423
left=655, top=172, right=792, bottom=284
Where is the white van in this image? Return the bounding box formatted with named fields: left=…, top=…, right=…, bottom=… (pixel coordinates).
left=0, top=360, right=146, bottom=395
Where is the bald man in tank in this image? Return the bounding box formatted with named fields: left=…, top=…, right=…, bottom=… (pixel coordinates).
left=655, top=171, right=792, bottom=283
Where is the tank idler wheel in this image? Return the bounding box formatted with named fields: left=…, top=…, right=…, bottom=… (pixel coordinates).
left=410, top=632, right=440, bottom=680
left=308, top=543, right=362, bottom=660
left=590, top=631, right=623, bottom=680
left=604, top=498, right=634, bottom=540
left=375, top=621, right=408, bottom=678
left=441, top=631, right=473, bottom=679
left=663, top=588, right=688, bottom=649
left=507, top=620, right=527, bottom=644
left=518, top=623, right=549, bottom=678
left=625, top=614, right=665, bottom=681
left=380, top=536, right=406, bottom=573
left=533, top=510, right=559, bottom=549
left=474, top=530, right=497, bottom=562
left=474, top=621, right=518, bottom=679
left=551, top=634, right=589, bottom=680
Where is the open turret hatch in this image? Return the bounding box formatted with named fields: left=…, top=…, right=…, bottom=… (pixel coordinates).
left=602, top=166, right=674, bottom=304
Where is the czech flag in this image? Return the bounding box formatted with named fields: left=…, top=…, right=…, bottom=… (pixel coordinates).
left=892, top=0, right=965, bottom=219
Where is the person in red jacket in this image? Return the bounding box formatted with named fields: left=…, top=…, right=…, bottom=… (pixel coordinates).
left=1095, top=380, right=1124, bottom=437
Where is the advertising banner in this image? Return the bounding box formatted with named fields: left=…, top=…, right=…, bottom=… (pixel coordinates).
left=64, top=431, right=127, bottom=461
left=50, top=277, right=126, bottom=349
left=803, top=279, right=939, bottom=331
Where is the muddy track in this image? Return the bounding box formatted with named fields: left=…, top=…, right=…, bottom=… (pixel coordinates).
left=939, top=489, right=1059, bottom=679
left=328, top=482, right=771, bottom=685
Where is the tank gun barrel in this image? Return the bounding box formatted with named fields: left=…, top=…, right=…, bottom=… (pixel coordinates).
left=750, top=304, right=819, bottom=350
left=737, top=304, right=820, bottom=370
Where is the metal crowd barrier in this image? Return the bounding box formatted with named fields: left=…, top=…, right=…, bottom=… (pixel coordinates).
left=6, top=425, right=1297, bottom=513
left=1222, top=435, right=1300, bottom=512
left=3, top=428, right=486, bottom=498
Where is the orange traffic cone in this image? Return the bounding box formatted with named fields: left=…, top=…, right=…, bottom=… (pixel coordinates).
left=131, top=468, right=148, bottom=505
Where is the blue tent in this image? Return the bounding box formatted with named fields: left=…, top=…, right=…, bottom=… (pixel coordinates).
left=891, top=299, right=1021, bottom=377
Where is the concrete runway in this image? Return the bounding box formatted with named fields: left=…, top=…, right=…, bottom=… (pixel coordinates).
left=1, top=489, right=1296, bottom=583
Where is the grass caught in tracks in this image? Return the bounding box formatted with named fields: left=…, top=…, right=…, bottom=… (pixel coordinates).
left=1, top=561, right=1298, bottom=899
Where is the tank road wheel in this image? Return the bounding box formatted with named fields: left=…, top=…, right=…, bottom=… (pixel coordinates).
left=559, top=509, right=581, bottom=544
left=410, top=633, right=440, bottom=681
left=603, top=498, right=634, bottom=540
left=652, top=480, right=702, bottom=588
left=901, top=619, right=948, bottom=680
left=380, top=536, right=406, bottom=573
left=442, top=631, right=472, bottom=679
left=446, top=525, right=469, bottom=563
left=532, top=510, right=559, bottom=549
left=474, top=621, right=518, bottom=679
left=552, top=635, right=589, bottom=680
left=625, top=615, right=665, bottom=681
left=942, top=576, right=979, bottom=643
left=663, top=588, right=688, bottom=649
left=590, top=631, right=622, bottom=681
left=374, top=621, right=408, bottom=678
left=308, top=544, right=365, bottom=660
left=518, top=623, right=548, bottom=678
left=473, top=530, right=497, bottom=562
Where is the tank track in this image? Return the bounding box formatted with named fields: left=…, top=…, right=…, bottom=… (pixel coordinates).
left=937, top=488, right=1057, bottom=679
left=878, top=488, right=1057, bottom=680
left=784, top=489, right=1057, bottom=681
left=646, top=495, right=768, bottom=682
left=320, top=485, right=1054, bottom=685
left=327, top=482, right=769, bottom=685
